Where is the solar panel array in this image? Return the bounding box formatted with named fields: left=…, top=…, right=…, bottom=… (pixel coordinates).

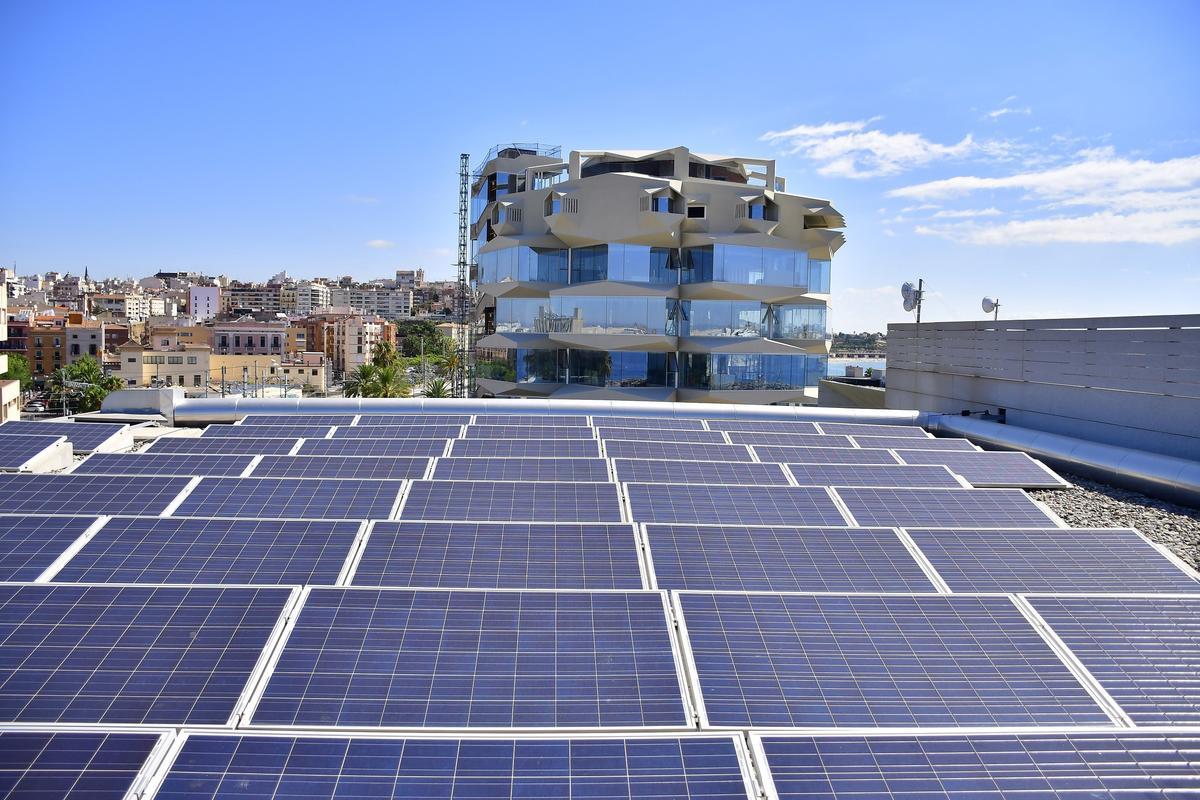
left=0, top=433, right=68, bottom=470
left=0, top=419, right=130, bottom=452
left=4, top=406, right=1197, bottom=800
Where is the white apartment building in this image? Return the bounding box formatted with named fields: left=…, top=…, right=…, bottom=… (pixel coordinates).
left=90, top=293, right=152, bottom=322
left=330, top=314, right=391, bottom=375
left=328, top=287, right=413, bottom=320
left=281, top=281, right=331, bottom=316
left=189, top=286, right=221, bottom=321
left=396, top=269, right=425, bottom=291
left=0, top=275, right=19, bottom=421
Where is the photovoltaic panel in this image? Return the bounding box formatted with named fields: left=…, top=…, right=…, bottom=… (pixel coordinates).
left=753, top=446, right=900, bottom=465
left=402, top=481, right=624, bottom=522
left=678, top=593, right=1110, bottom=728
left=202, top=424, right=333, bottom=439
left=704, top=419, right=819, bottom=434
left=473, top=414, right=590, bottom=426
left=174, top=477, right=404, bottom=520
left=250, top=588, right=689, bottom=728
left=0, top=420, right=128, bottom=453
left=603, top=441, right=754, bottom=462
left=836, top=487, right=1060, bottom=528
left=0, top=583, right=291, bottom=724
left=433, top=458, right=610, bottom=482
left=0, top=474, right=191, bottom=516
left=147, top=437, right=300, bottom=455
left=612, top=459, right=790, bottom=486
left=0, top=434, right=67, bottom=470
left=251, top=455, right=430, bottom=480
left=53, top=517, right=362, bottom=585
left=74, top=453, right=254, bottom=477
left=357, top=415, right=472, bottom=425
left=241, top=414, right=359, bottom=426
left=353, top=522, right=643, bottom=589
left=334, top=424, right=464, bottom=439
left=725, top=432, right=855, bottom=448
left=626, top=484, right=847, bottom=526
left=1029, top=595, right=1200, bottom=725
left=850, top=434, right=979, bottom=450
left=155, top=734, right=754, bottom=800
left=299, top=438, right=449, bottom=457
left=590, top=416, right=707, bottom=429
left=784, top=464, right=963, bottom=488
left=645, top=525, right=936, bottom=592
left=907, top=528, right=1200, bottom=592
left=463, top=425, right=596, bottom=439
left=894, top=449, right=1068, bottom=488
left=757, top=732, right=1200, bottom=800
left=0, top=515, right=99, bottom=581
left=0, top=730, right=163, bottom=800
left=816, top=422, right=930, bottom=438
left=596, top=428, right=727, bottom=444
left=450, top=439, right=601, bottom=458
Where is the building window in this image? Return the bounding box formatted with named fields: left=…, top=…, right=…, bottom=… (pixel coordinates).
left=312, top=369, right=318, bottom=376
left=687, top=206, right=706, bottom=219
left=126, top=357, right=136, bottom=363
left=187, top=356, right=197, bottom=364
left=168, top=356, right=183, bottom=365
left=193, top=375, right=201, bottom=386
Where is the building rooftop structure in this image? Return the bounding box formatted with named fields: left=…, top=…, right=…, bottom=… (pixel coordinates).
left=0, top=396, right=1197, bottom=796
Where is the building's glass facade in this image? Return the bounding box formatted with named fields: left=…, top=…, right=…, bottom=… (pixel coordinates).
left=679, top=353, right=827, bottom=390
left=478, top=247, right=569, bottom=284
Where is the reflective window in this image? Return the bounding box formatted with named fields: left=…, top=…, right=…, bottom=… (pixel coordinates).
left=550, top=296, right=670, bottom=335
left=770, top=304, right=828, bottom=340
left=493, top=299, right=562, bottom=334
left=680, top=301, right=763, bottom=337
left=569, top=244, right=679, bottom=284
left=569, top=351, right=674, bottom=387
left=681, top=245, right=811, bottom=287
left=808, top=259, right=832, bottom=293
left=475, top=348, right=562, bottom=383
left=478, top=247, right=568, bottom=284
left=680, top=353, right=826, bottom=390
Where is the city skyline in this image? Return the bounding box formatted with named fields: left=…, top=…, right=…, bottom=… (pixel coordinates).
left=3, top=0, right=1197, bottom=332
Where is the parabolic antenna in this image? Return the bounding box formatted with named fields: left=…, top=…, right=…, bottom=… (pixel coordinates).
left=982, top=297, right=997, bottom=313
left=903, top=296, right=916, bottom=312
left=901, top=282, right=916, bottom=303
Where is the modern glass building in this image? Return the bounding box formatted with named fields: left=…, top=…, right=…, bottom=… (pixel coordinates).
left=471, top=145, right=844, bottom=404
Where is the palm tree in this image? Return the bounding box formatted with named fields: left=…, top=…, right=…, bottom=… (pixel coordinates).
left=421, top=378, right=450, bottom=398
left=370, top=341, right=400, bottom=369
left=344, top=362, right=410, bottom=398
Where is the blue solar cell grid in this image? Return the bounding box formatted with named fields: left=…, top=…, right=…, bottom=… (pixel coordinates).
left=753, top=446, right=900, bottom=465
left=757, top=733, right=1200, bottom=800
left=450, top=439, right=601, bottom=458
left=334, top=425, right=465, bottom=439
left=907, top=527, right=1200, bottom=592
left=0, top=515, right=99, bottom=581
left=402, top=481, right=624, bottom=522
left=837, top=487, right=1060, bottom=527
left=0, top=434, right=67, bottom=470
left=250, top=455, right=430, bottom=479
left=815, top=422, right=930, bottom=438
left=645, top=526, right=936, bottom=592
left=626, top=484, right=847, bottom=525
left=613, top=459, right=791, bottom=486
left=203, top=424, right=333, bottom=439
left=74, top=453, right=255, bottom=477
left=894, top=449, right=1067, bottom=488
left=241, top=414, right=359, bottom=426
left=353, top=522, right=644, bottom=589
left=1030, top=595, right=1200, bottom=725
left=597, top=428, right=728, bottom=444
left=250, top=588, right=689, bottom=728
left=0, top=583, right=292, bottom=724
left=604, top=441, right=754, bottom=462
left=147, top=437, right=300, bottom=455
left=0, top=420, right=128, bottom=452
left=786, top=463, right=962, bottom=488
left=174, top=477, right=404, bottom=520
left=473, top=415, right=591, bottom=426
left=704, top=419, right=819, bottom=434
left=53, top=517, right=362, bottom=585
left=725, top=432, right=854, bottom=448
left=678, top=593, right=1110, bottom=728
left=299, top=438, right=449, bottom=457
left=433, top=458, right=611, bottom=482
left=463, top=425, right=596, bottom=440
left=850, top=435, right=979, bottom=450
left=356, top=415, right=473, bottom=425
left=0, top=730, right=163, bottom=800
left=156, top=734, right=753, bottom=800
left=591, top=416, right=707, bottom=429
left=0, top=474, right=191, bottom=515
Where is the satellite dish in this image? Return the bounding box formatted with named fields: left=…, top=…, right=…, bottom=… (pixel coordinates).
left=901, top=282, right=916, bottom=303
left=903, top=296, right=916, bottom=312
left=982, top=297, right=997, bottom=313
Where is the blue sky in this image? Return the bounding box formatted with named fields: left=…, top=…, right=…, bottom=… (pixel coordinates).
left=2, top=0, right=1197, bottom=331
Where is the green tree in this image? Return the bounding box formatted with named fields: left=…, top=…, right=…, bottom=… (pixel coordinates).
left=421, top=378, right=450, bottom=398
left=395, top=319, right=452, bottom=358
left=47, top=356, right=124, bottom=413
left=344, top=362, right=411, bottom=398
left=0, top=353, right=32, bottom=391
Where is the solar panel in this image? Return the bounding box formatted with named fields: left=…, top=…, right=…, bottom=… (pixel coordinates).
left=463, top=425, right=595, bottom=439
left=613, top=459, right=791, bottom=486
left=251, top=455, right=429, bottom=479
left=241, top=414, right=359, bottom=426
left=626, top=484, right=847, bottom=526
left=0, top=583, right=291, bottom=724
left=147, top=436, right=300, bottom=455
left=816, top=421, right=930, bottom=437
left=450, top=439, right=601, bottom=458
left=474, top=415, right=591, bottom=426
left=850, top=435, right=979, bottom=450
left=334, top=424, right=465, bottom=439
left=1029, top=595, right=1200, bottom=725
left=590, top=416, right=707, bottom=429
left=894, top=449, right=1068, bottom=488
left=203, top=423, right=333, bottom=439
left=174, top=477, right=404, bottom=520
left=757, top=732, right=1200, bottom=800
left=644, top=526, right=936, bottom=592
left=0, top=474, right=191, bottom=515
left=704, top=419, right=819, bottom=434
left=53, top=517, right=362, bottom=585
left=155, top=734, right=754, bottom=800
left=357, top=414, right=472, bottom=425
left=604, top=441, right=754, bottom=462
left=785, top=464, right=963, bottom=488
left=298, top=438, right=448, bottom=457
left=0, top=420, right=128, bottom=453
left=248, top=588, right=688, bottom=728
left=433, top=458, right=610, bottom=482
left=597, top=428, right=728, bottom=444
left=0, top=515, right=99, bottom=581
left=836, top=487, right=1060, bottom=528
left=352, top=522, right=643, bottom=589
left=73, top=453, right=254, bottom=477
left=402, top=481, right=624, bottom=522
left=0, top=730, right=163, bottom=800
left=752, top=445, right=900, bottom=465
left=678, top=593, right=1111, bottom=728
left=0, top=434, right=67, bottom=470
left=907, top=528, right=1200, bottom=592
left=725, top=432, right=855, bottom=448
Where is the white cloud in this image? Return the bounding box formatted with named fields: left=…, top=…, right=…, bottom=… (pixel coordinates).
left=930, top=207, right=1002, bottom=219
left=760, top=118, right=975, bottom=179
left=987, top=105, right=1032, bottom=119
left=917, top=208, right=1200, bottom=245
left=366, top=239, right=396, bottom=249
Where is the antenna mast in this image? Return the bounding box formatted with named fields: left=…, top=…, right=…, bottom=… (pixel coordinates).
left=455, top=153, right=473, bottom=398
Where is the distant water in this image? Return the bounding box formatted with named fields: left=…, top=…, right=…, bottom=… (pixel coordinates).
left=827, top=356, right=886, bottom=376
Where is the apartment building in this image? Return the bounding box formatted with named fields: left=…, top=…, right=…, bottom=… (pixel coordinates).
left=189, top=286, right=221, bottom=321
left=147, top=324, right=212, bottom=351
left=281, top=281, right=331, bottom=316
left=0, top=275, right=19, bottom=421
left=328, top=287, right=413, bottom=319
left=470, top=144, right=841, bottom=404
left=223, top=283, right=282, bottom=314
left=396, top=269, right=425, bottom=292
left=119, top=342, right=329, bottom=393
left=211, top=320, right=289, bottom=356
left=91, top=293, right=151, bottom=322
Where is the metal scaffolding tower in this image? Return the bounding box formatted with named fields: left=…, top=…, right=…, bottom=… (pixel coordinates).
left=455, top=152, right=473, bottom=397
